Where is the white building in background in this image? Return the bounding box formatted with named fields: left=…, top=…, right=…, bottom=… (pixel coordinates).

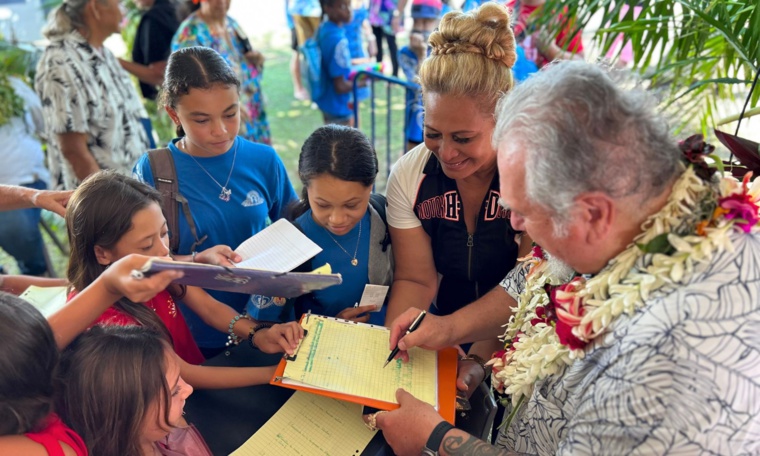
left=0, top=0, right=47, bottom=44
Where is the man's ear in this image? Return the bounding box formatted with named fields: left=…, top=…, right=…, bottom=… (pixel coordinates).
left=575, top=192, right=615, bottom=244
left=94, top=245, right=113, bottom=266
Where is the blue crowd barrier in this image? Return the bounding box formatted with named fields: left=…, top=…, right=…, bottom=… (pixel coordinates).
left=352, top=71, right=419, bottom=179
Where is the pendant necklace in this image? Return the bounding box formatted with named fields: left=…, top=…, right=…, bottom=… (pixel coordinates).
left=326, top=219, right=362, bottom=266
left=183, top=137, right=237, bottom=202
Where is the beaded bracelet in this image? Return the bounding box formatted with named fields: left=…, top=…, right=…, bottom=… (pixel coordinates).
left=226, top=314, right=252, bottom=347
left=248, top=323, right=274, bottom=350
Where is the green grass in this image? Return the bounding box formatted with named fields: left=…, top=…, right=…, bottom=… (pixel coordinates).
left=0, top=35, right=410, bottom=276
left=263, top=45, right=411, bottom=194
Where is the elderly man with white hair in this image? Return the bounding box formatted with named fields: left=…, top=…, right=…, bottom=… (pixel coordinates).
left=372, top=61, right=760, bottom=456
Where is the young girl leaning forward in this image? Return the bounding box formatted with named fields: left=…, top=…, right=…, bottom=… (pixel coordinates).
left=55, top=170, right=304, bottom=388
left=247, top=125, right=393, bottom=325
left=58, top=325, right=207, bottom=456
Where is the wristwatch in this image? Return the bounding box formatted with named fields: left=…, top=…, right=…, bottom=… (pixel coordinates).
left=422, top=421, right=455, bottom=455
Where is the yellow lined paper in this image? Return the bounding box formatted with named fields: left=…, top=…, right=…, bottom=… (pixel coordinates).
left=282, top=316, right=438, bottom=406
left=230, top=391, right=376, bottom=456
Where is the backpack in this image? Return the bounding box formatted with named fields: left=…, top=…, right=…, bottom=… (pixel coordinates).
left=368, top=193, right=391, bottom=252
left=300, top=25, right=328, bottom=101
left=147, top=148, right=208, bottom=254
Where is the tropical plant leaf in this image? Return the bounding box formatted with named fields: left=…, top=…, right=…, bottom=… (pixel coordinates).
left=540, top=0, right=759, bottom=132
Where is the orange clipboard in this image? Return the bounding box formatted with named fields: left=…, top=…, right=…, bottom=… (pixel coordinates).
left=269, top=315, right=459, bottom=424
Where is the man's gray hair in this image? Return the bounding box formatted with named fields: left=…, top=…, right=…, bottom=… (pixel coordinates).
left=493, top=61, right=682, bottom=225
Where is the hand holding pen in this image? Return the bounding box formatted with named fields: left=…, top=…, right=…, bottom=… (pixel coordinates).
left=387, top=307, right=454, bottom=363
left=385, top=310, right=426, bottom=367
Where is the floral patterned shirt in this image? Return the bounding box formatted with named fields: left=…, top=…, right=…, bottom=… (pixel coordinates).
left=172, top=14, right=271, bottom=145
left=497, top=232, right=760, bottom=455
left=35, top=31, right=149, bottom=190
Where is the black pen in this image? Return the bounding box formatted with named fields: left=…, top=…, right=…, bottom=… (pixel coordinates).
left=383, top=310, right=427, bottom=368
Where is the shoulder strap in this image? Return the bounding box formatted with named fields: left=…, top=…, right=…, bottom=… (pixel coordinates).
left=148, top=148, right=180, bottom=252
left=147, top=148, right=208, bottom=254
left=369, top=193, right=391, bottom=252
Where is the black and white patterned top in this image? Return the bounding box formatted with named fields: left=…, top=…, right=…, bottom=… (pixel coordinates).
left=497, top=233, right=760, bottom=455
left=35, top=31, right=149, bottom=190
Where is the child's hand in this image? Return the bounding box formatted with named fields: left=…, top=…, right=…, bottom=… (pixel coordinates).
left=255, top=322, right=305, bottom=355
left=336, top=304, right=376, bottom=323
left=102, top=254, right=184, bottom=303
left=194, top=245, right=242, bottom=267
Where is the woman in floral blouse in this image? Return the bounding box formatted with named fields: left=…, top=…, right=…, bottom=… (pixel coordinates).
left=172, top=0, right=271, bottom=145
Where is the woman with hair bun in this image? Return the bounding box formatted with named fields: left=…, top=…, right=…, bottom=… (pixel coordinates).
left=384, top=3, right=530, bottom=357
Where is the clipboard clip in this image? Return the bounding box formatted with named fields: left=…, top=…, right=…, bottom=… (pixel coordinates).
left=285, top=329, right=309, bottom=361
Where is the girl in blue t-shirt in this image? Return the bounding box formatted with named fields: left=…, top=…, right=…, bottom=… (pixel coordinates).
left=247, top=125, right=393, bottom=325
left=132, top=47, right=298, bottom=356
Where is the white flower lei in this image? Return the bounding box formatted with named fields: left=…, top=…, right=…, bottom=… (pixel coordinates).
left=490, top=167, right=760, bottom=407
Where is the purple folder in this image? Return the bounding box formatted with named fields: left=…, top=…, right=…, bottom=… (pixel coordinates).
left=141, top=259, right=342, bottom=298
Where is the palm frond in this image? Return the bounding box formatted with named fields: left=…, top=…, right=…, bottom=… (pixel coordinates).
left=540, top=0, right=759, bottom=131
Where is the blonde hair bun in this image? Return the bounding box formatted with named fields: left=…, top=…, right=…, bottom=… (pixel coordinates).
left=429, top=2, right=516, bottom=69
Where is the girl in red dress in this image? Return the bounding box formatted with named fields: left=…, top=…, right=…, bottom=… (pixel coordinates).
left=58, top=170, right=304, bottom=389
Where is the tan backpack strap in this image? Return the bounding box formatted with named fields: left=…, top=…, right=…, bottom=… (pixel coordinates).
left=146, top=149, right=208, bottom=254
left=147, top=148, right=180, bottom=253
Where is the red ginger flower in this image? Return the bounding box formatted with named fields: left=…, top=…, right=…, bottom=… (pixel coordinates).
left=551, top=277, right=589, bottom=350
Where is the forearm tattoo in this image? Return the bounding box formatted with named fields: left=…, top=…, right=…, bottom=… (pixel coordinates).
left=441, top=433, right=527, bottom=456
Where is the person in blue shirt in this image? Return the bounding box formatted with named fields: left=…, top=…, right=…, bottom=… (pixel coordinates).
left=247, top=125, right=393, bottom=326
left=314, top=0, right=359, bottom=125
left=345, top=0, right=375, bottom=109
left=133, top=47, right=298, bottom=357
left=399, top=0, right=442, bottom=151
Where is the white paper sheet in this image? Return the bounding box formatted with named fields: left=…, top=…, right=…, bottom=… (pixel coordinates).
left=234, top=219, right=322, bottom=273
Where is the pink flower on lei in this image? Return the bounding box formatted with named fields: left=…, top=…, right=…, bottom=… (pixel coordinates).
left=719, top=174, right=760, bottom=233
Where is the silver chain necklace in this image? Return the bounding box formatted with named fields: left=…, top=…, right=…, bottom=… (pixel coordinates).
left=183, top=137, right=237, bottom=202
left=325, top=219, right=362, bottom=266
